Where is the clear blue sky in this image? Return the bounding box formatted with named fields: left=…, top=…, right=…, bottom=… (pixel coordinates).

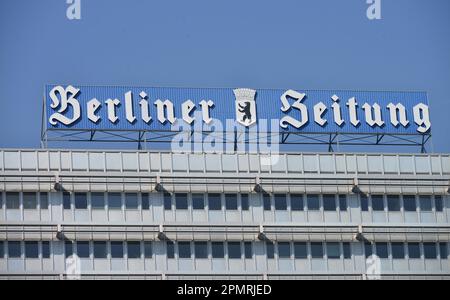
left=0, top=0, right=449, bottom=152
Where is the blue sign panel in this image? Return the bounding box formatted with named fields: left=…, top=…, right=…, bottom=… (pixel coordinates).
left=46, top=85, right=431, bottom=134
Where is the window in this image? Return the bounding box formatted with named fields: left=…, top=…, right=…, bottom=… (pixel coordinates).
left=108, top=193, right=122, bottom=210
left=244, top=242, right=252, bottom=259
left=127, top=241, right=141, bottom=259
left=6, top=192, right=20, bottom=209
left=371, top=195, right=384, bottom=211
left=141, top=193, right=150, bottom=210
left=343, top=243, right=351, bottom=259
left=311, top=242, right=324, bottom=258
left=323, top=195, right=336, bottom=211
left=8, top=241, right=21, bottom=258
left=93, top=241, right=107, bottom=259
left=339, top=195, right=347, bottom=211
left=42, top=241, right=50, bottom=259
left=192, top=194, right=204, bottom=210
left=225, top=194, right=238, bottom=210
left=23, top=192, right=37, bottom=209
left=0, top=241, right=4, bottom=258
left=241, top=194, right=249, bottom=211
left=294, top=242, right=307, bottom=259
left=40, top=193, right=49, bottom=210
left=208, top=193, right=221, bottom=210
left=175, top=193, right=188, bottom=210
left=376, top=243, right=389, bottom=259
left=423, top=243, right=437, bottom=259
left=307, top=194, right=320, bottom=211
left=228, top=242, right=241, bottom=259
left=408, top=243, right=421, bottom=259
left=64, top=241, right=73, bottom=258
left=266, top=242, right=274, bottom=259
left=76, top=241, right=90, bottom=258
left=274, top=194, right=287, bottom=210
left=327, top=243, right=340, bottom=259
left=125, top=193, right=138, bottom=209
left=420, top=196, right=432, bottom=211
left=111, top=241, right=123, bottom=258
left=167, top=241, right=175, bottom=259
left=360, top=194, right=369, bottom=211
left=291, top=194, right=304, bottom=211
left=403, top=195, right=417, bottom=212
left=212, top=242, right=224, bottom=258
left=387, top=195, right=400, bottom=211
left=278, top=242, right=291, bottom=258
left=364, top=243, right=373, bottom=258
left=74, top=193, right=87, bottom=209
left=163, top=193, right=172, bottom=210
left=435, top=196, right=443, bottom=212
left=391, top=243, right=405, bottom=259
left=178, top=242, right=191, bottom=259
left=194, top=242, right=208, bottom=259
left=263, top=194, right=271, bottom=211
left=25, top=241, right=39, bottom=258
left=439, top=243, right=448, bottom=259
left=91, top=193, right=104, bottom=209
left=63, top=192, right=71, bottom=209
left=144, top=241, right=152, bottom=258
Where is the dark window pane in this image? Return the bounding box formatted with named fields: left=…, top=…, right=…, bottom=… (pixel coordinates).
left=294, top=242, right=307, bottom=259
left=365, top=243, right=373, bottom=258
left=339, top=195, right=347, bottom=211
left=420, top=196, right=432, bottom=211
left=327, top=242, right=340, bottom=259
left=93, top=242, right=107, bottom=258
left=244, top=242, right=252, bottom=259
left=439, top=243, right=448, bottom=259
left=111, top=241, right=123, bottom=258
left=212, top=242, right=224, bottom=258
left=74, top=193, right=87, bottom=209
left=291, top=194, right=304, bottom=211
left=208, top=193, right=221, bottom=210
left=323, top=195, right=336, bottom=211
left=178, top=242, right=191, bottom=259
left=163, top=193, right=172, bottom=210
left=408, top=243, right=421, bottom=259
left=241, top=194, right=249, bottom=211
left=343, top=243, right=351, bottom=259
left=40, top=193, right=49, bottom=210
left=108, top=193, right=122, bottom=209
left=141, top=193, right=150, bottom=210
left=274, top=194, right=287, bottom=210
left=167, top=241, right=175, bottom=259
left=371, top=195, right=384, bottom=211
left=64, top=241, right=73, bottom=258
left=0, top=241, right=3, bottom=258
left=360, top=195, right=369, bottom=211
left=194, top=242, right=208, bottom=259
left=76, top=241, right=90, bottom=258
left=23, top=192, right=37, bottom=209
left=278, top=242, right=291, bottom=258
left=144, top=241, right=152, bottom=258
left=91, top=193, right=104, bottom=209
left=225, top=194, right=238, bottom=210
left=307, top=194, right=320, bottom=211
left=311, top=242, right=324, bottom=259
left=42, top=241, right=50, bottom=259
left=392, top=243, right=405, bottom=259
left=63, top=192, right=71, bottom=209
left=228, top=242, right=241, bottom=259
left=387, top=195, right=400, bottom=211
left=8, top=241, right=21, bottom=258
left=175, top=193, right=188, bottom=210
left=403, top=195, right=417, bottom=212
left=376, top=243, right=389, bottom=259
left=25, top=241, right=39, bottom=258
left=263, top=194, right=271, bottom=211
left=266, top=242, right=274, bottom=259
left=6, top=192, right=20, bottom=209
left=127, top=241, right=141, bottom=259
left=192, top=194, right=204, bottom=210
left=125, top=193, right=138, bottom=209
left=435, top=196, right=443, bottom=212
left=424, top=243, right=437, bottom=259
